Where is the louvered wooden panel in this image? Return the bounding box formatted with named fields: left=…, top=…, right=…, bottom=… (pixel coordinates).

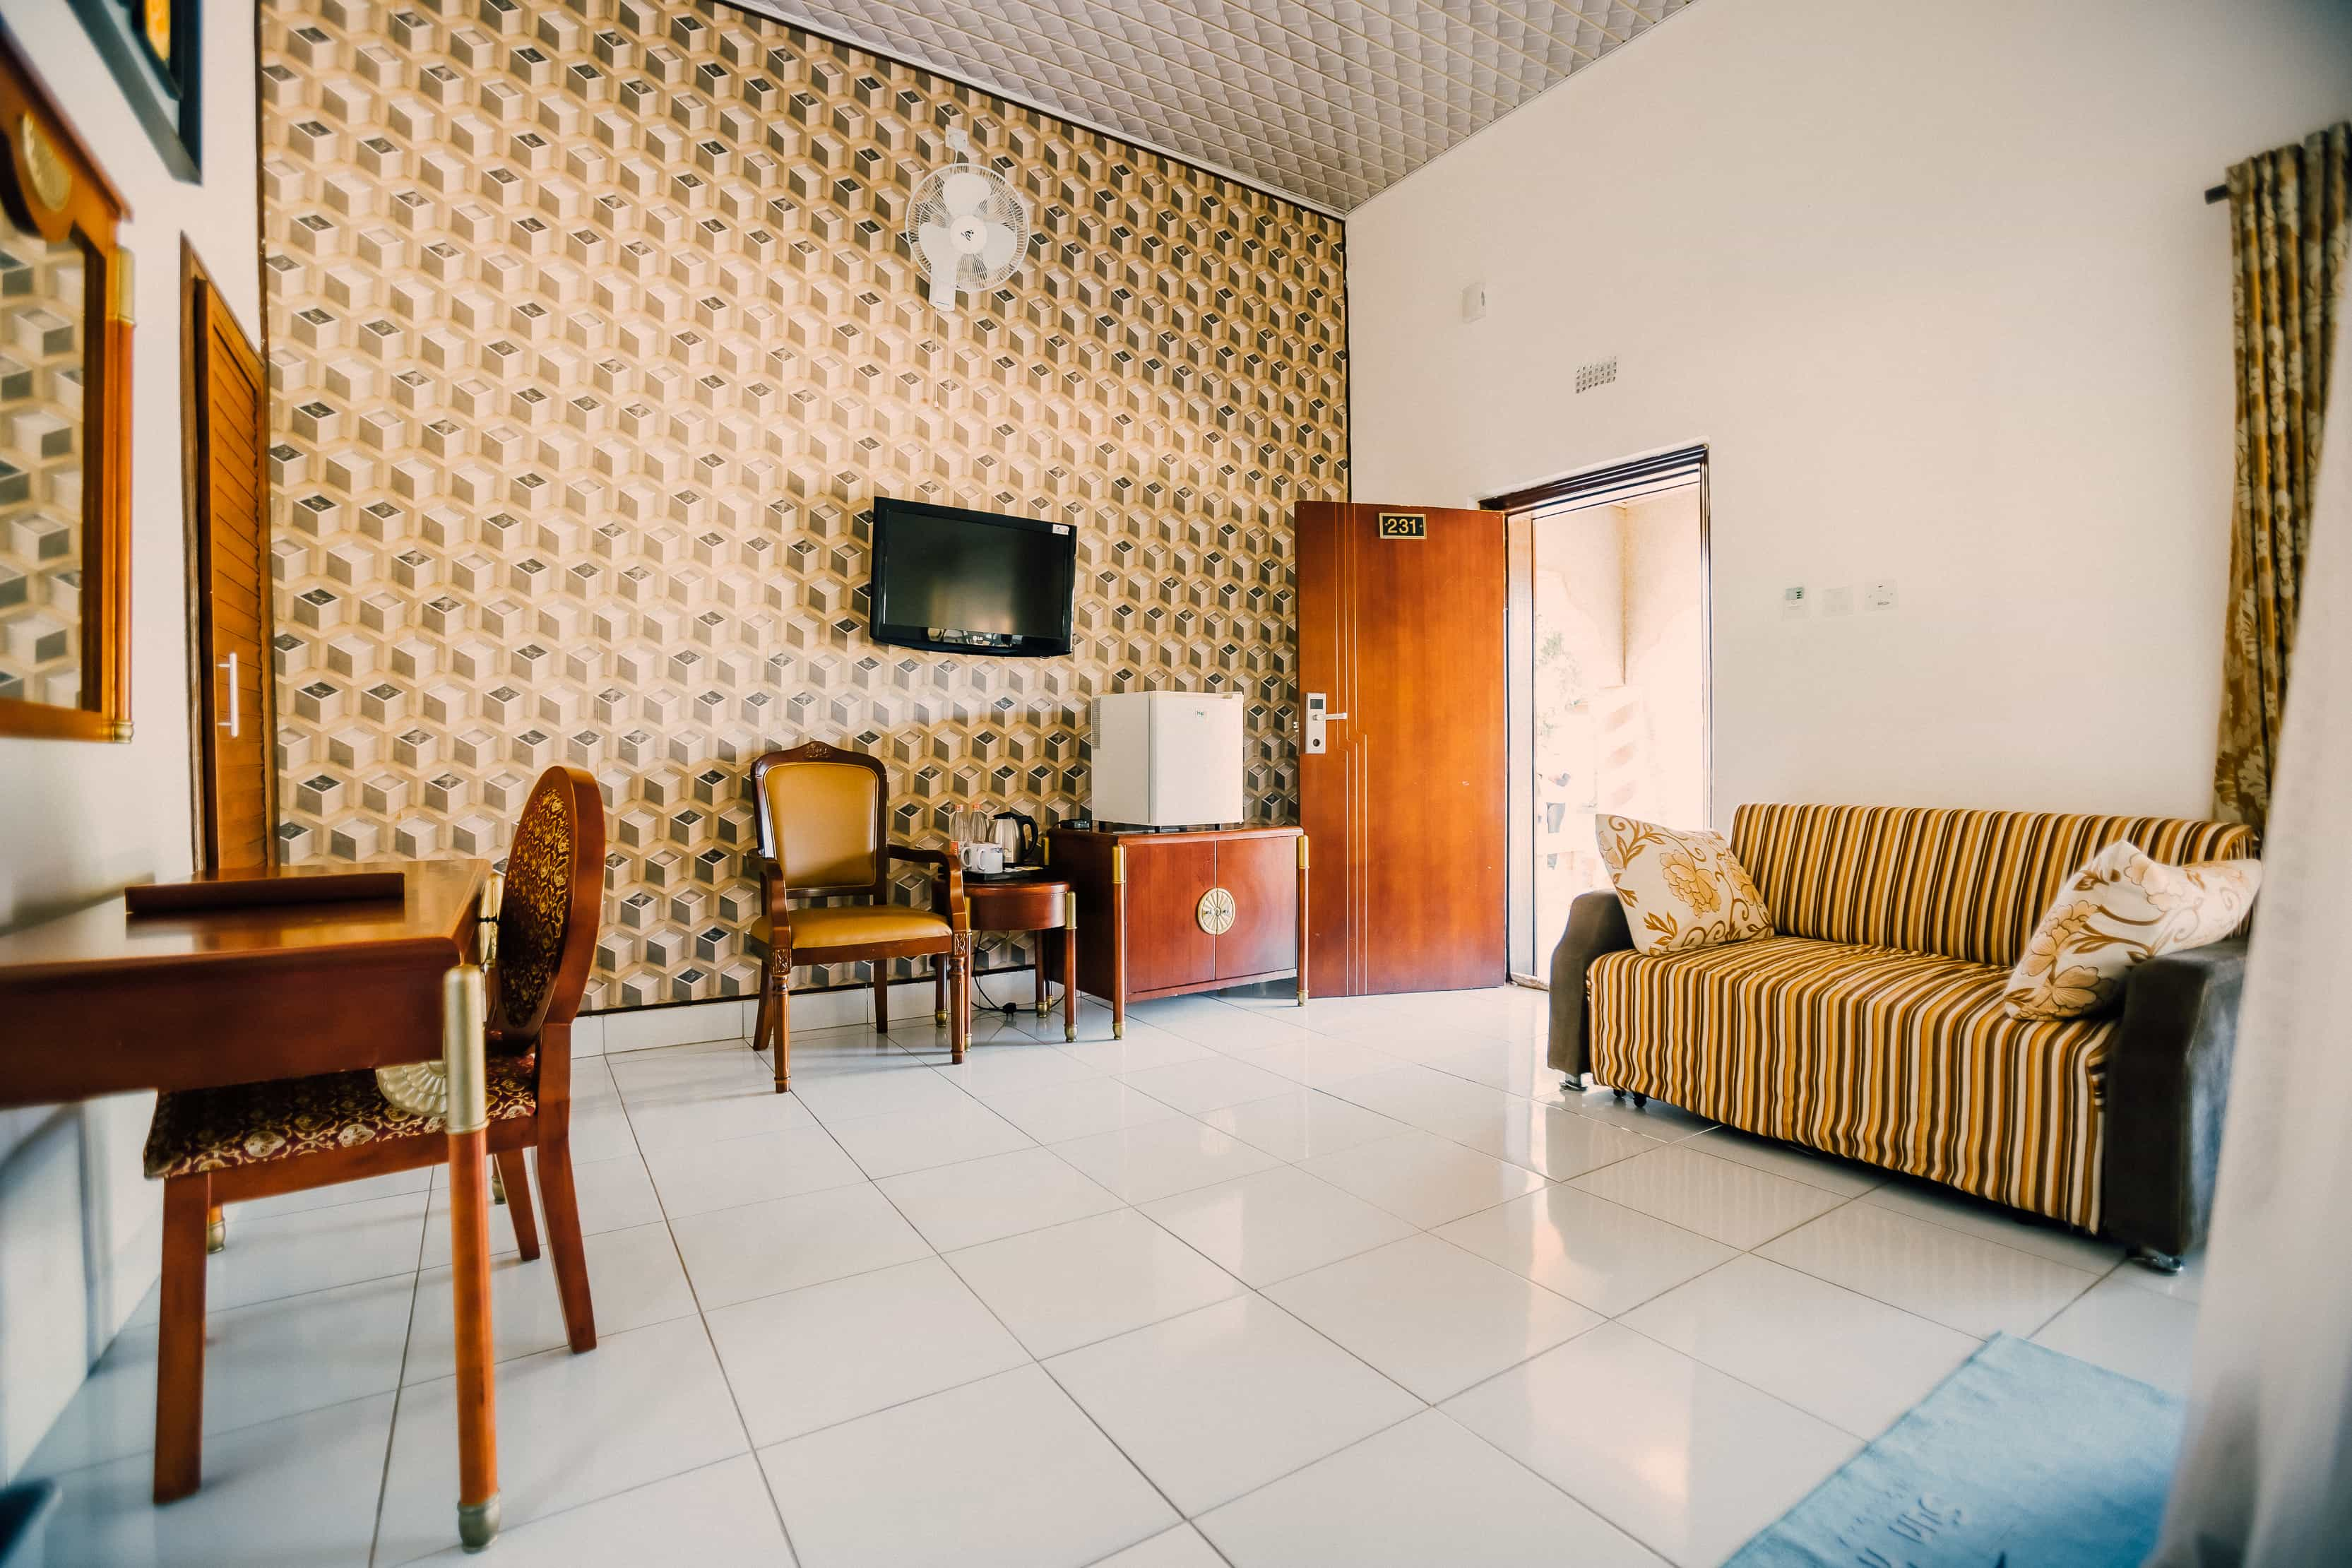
left=187, top=258, right=275, bottom=870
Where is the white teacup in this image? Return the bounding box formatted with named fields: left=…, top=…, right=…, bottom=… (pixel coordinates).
left=960, top=842, right=1006, bottom=874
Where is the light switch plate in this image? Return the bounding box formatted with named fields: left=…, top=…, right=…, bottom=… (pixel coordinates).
left=1822, top=585, right=1854, bottom=617
left=1461, top=283, right=1487, bottom=322
left=1781, top=584, right=1809, bottom=619
left=1865, top=578, right=1899, bottom=613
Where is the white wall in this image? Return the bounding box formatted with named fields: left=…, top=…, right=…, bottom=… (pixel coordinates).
left=0, top=0, right=259, bottom=1478
left=1348, top=0, right=2352, bottom=825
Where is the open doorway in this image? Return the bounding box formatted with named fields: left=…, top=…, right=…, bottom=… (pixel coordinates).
left=1498, top=449, right=1711, bottom=979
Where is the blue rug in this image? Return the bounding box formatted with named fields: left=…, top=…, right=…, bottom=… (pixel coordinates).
left=1726, top=1335, right=2183, bottom=1568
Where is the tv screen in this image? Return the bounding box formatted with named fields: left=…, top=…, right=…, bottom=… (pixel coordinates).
left=869, top=497, right=1076, bottom=657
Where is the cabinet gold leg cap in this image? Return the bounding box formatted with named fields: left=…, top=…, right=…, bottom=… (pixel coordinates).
left=458, top=1495, right=501, bottom=1552
left=206, top=1219, right=226, bottom=1254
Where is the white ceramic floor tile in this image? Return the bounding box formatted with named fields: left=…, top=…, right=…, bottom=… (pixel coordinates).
left=977, top=1076, right=1187, bottom=1144
left=824, top=1098, right=1034, bottom=1180
left=25, top=1273, right=415, bottom=1478
left=759, top=1365, right=1176, bottom=1568
left=2031, top=1271, right=2202, bottom=1397
left=606, top=1038, right=768, bottom=1098
left=1141, top=1165, right=1415, bottom=1287
left=1682, top=1127, right=1887, bottom=1197
left=640, top=1125, right=865, bottom=1218
left=707, top=1257, right=1029, bottom=1445
left=1568, top=1144, right=1852, bottom=1249
left=1415, top=1035, right=1550, bottom=1093
left=785, top=1062, right=975, bottom=1124
left=1444, top=1323, right=1858, bottom=1568
left=1221, top=1036, right=1404, bottom=1088
left=1757, top=1200, right=2101, bottom=1339
left=1861, top=1176, right=2125, bottom=1271
left=1198, top=1409, right=1663, bottom=1568
left=1321, top=1065, right=1527, bottom=1144
left=405, top=1455, right=793, bottom=1567
left=877, top=1146, right=1124, bottom=1251
left=2113, top=1248, right=2204, bottom=1303
left=1199, top=1088, right=1406, bottom=1161
left=232, top=1165, right=432, bottom=1220
left=1297, top=1131, right=1547, bottom=1228
left=1091, top=1523, right=1227, bottom=1567
left=1051, top=1117, right=1283, bottom=1203
left=945, top=1209, right=1245, bottom=1358
left=625, top=1071, right=819, bottom=1151
left=204, top=1188, right=427, bottom=1311
left=36, top=1392, right=396, bottom=1568
left=1450, top=1100, right=1663, bottom=1180
left=1621, top=1254, right=1978, bottom=1438
left=1435, top=1185, right=1735, bottom=1316
left=1264, top=1233, right=1602, bottom=1401
left=672, top=1184, right=932, bottom=1309
left=1057, top=1028, right=1218, bottom=1073
left=424, top=1153, right=665, bottom=1259
left=405, top=1220, right=698, bottom=1384
left=937, top=1041, right=1103, bottom=1097
left=377, top=1317, right=749, bottom=1565
left=1045, top=1295, right=1419, bottom=1514
left=1115, top=1056, right=1300, bottom=1115
left=1557, top=1085, right=1715, bottom=1139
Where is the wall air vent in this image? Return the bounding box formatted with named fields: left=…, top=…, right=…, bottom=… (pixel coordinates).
left=1576, top=357, right=1617, bottom=393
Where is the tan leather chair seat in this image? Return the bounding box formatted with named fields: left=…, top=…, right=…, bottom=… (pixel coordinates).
left=756, top=904, right=951, bottom=952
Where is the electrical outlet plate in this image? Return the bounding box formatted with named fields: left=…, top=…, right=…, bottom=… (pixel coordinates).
left=1822, top=585, right=1854, bottom=617
left=1865, top=578, right=1899, bottom=614
left=1781, top=584, right=1809, bottom=619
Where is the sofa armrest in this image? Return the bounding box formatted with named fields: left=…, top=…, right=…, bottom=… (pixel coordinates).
left=1547, top=890, right=1633, bottom=1081
left=2101, top=937, right=2248, bottom=1259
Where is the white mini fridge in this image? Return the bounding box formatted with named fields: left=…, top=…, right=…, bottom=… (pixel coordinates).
left=1088, top=692, right=1246, bottom=828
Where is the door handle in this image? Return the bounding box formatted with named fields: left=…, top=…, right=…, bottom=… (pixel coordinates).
left=1303, top=692, right=1347, bottom=754
left=218, top=652, right=239, bottom=738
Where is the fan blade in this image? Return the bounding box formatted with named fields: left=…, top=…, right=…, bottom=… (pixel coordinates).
left=942, top=170, right=994, bottom=215
left=917, top=222, right=961, bottom=312
left=980, top=221, right=1021, bottom=271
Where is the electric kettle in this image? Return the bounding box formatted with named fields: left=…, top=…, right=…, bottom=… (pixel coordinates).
left=991, top=810, right=1040, bottom=868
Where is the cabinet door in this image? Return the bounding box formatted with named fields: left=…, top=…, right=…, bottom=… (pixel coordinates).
left=1124, top=838, right=1218, bottom=994
left=1213, top=835, right=1299, bottom=980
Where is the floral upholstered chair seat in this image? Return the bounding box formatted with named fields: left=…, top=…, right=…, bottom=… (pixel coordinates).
left=142, top=1056, right=539, bottom=1180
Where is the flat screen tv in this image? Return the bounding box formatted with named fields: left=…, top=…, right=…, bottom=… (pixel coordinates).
left=868, top=497, right=1076, bottom=657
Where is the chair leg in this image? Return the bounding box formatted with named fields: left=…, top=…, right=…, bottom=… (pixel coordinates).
left=497, top=1148, right=541, bottom=1261
left=1035, top=939, right=1047, bottom=1015
left=934, top=954, right=948, bottom=1025
left=874, top=961, right=889, bottom=1033
left=772, top=958, right=792, bottom=1093
left=155, top=1175, right=210, bottom=1503
left=951, top=935, right=972, bottom=1064
left=751, top=973, right=773, bottom=1055
left=535, top=1135, right=598, bottom=1353
left=206, top=1204, right=225, bottom=1254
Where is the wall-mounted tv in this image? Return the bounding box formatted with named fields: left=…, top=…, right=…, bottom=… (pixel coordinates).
left=868, top=497, right=1077, bottom=657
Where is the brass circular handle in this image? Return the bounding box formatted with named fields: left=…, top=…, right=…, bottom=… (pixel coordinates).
left=1195, top=886, right=1236, bottom=935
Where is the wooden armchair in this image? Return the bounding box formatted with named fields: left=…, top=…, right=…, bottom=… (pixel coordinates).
left=748, top=741, right=970, bottom=1091
left=140, top=766, right=605, bottom=1502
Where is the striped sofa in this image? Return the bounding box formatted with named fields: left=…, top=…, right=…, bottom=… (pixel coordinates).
left=1548, top=804, right=2257, bottom=1261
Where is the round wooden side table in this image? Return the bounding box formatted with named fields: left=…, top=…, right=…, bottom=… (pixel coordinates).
left=963, top=874, right=1077, bottom=1041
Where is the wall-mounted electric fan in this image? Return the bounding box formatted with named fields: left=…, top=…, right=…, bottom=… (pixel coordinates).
left=906, top=127, right=1031, bottom=320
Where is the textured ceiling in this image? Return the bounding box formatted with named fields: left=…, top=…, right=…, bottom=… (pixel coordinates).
left=731, top=1, right=1692, bottom=213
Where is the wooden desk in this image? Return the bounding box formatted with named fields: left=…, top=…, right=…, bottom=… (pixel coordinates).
left=0, top=860, right=504, bottom=1548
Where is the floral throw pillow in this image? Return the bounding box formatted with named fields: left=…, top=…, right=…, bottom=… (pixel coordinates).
left=1596, top=815, right=1774, bottom=954
left=2002, top=841, right=2262, bottom=1019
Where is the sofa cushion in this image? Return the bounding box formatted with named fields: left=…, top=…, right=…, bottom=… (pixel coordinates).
left=1588, top=936, right=2117, bottom=1230
left=2002, top=841, right=2262, bottom=1019
left=1595, top=815, right=1774, bottom=954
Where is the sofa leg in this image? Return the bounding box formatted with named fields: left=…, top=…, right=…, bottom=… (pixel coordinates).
left=1631, top=1093, right=1649, bottom=1109
left=2130, top=1246, right=2185, bottom=1275
left=1561, top=1076, right=1581, bottom=1094
left=1611, top=1088, right=1625, bottom=1103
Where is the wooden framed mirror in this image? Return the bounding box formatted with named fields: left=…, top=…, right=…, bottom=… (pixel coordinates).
left=0, top=24, right=134, bottom=743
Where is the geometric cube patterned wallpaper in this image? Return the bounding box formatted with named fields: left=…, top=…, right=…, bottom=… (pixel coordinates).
left=0, top=237, right=86, bottom=711
left=259, top=0, right=1348, bottom=1011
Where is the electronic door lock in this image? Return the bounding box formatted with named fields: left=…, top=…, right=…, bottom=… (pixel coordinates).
left=1303, top=691, right=1347, bottom=754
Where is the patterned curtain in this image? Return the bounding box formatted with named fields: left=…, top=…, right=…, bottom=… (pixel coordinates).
left=2212, top=122, right=2351, bottom=833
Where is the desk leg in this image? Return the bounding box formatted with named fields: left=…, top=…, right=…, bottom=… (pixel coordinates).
left=444, top=964, right=500, bottom=1552
left=1062, top=893, right=1078, bottom=1042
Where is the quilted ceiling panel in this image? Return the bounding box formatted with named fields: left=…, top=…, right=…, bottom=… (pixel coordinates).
left=733, top=0, right=1693, bottom=212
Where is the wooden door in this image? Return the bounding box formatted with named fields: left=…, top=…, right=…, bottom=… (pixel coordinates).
left=1296, top=502, right=1507, bottom=995
left=185, top=254, right=273, bottom=869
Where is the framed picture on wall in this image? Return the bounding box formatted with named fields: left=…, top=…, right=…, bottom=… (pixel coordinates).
left=66, top=0, right=201, bottom=181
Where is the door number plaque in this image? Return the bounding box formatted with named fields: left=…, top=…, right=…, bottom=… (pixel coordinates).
left=1377, top=512, right=1426, bottom=539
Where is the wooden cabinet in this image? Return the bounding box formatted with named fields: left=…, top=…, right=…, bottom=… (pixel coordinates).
left=1047, top=826, right=1307, bottom=1038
